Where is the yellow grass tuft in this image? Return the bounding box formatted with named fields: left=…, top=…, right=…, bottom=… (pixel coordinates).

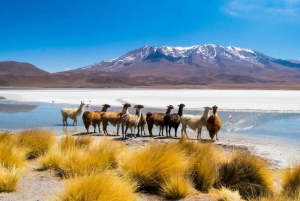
left=178, top=139, right=223, bottom=192
left=57, top=170, right=137, bottom=201
left=282, top=164, right=300, bottom=199
left=215, top=151, right=274, bottom=200
left=57, top=137, right=125, bottom=178
left=0, top=133, right=28, bottom=169
left=160, top=174, right=191, bottom=200
left=0, top=165, right=25, bottom=192
left=59, top=135, right=93, bottom=151
left=217, top=186, right=244, bottom=201
left=18, top=128, right=56, bottom=159
left=119, top=142, right=189, bottom=191
left=39, top=145, right=63, bottom=170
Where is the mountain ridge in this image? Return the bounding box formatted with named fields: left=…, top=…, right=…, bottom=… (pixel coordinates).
left=1, top=44, right=300, bottom=88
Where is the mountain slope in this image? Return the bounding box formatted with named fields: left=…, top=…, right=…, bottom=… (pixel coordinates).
left=0, top=61, right=49, bottom=76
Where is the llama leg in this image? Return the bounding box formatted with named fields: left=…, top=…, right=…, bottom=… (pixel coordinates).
left=124, top=126, right=129, bottom=139
left=147, top=124, right=152, bottom=137
left=216, top=132, right=219, bottom=140
left=197, top=127, right=202, bottom=140
left=117, top=124, right=120, bottom=136
left=98, top=123, right=101, bottom=133
left=161, top=125, right=164, bottom=136
left=143, top=126, right=146, bottom=135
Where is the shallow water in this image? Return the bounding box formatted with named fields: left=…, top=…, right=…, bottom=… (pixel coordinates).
left=0, top=89, right=299, bottom=143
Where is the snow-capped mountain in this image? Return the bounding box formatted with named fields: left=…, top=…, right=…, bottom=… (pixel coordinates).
left=78, top=44, right=300, bottom=73
left=60, top=44, right=300, bottom=87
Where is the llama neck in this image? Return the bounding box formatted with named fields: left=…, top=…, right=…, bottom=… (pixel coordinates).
left=136, top=109, right=142, bottom=121
left=165, top=107, right=172, bottom=114
left=212, top=108, right=218, bottom=116
left=101, top=107, right=108, bottom=112
left=77, top=104, right=84, bottom=114
left=177, top=106, right=184, bottom=117
left=121, top=107, right=129, bottom=115
left=203, top=109, right=210, bottom=121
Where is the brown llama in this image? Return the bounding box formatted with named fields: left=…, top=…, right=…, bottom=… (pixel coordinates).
left=163, top=104, right=185, bottom=138
left=121, top=104, right=144, bottom=139
left=101, top=103, right=131, bottom=136
left=82, top=104, right=111, bottom=134
left=146, top=105, right=174, bottom=137
left=206, top=105, right=222, bottom=141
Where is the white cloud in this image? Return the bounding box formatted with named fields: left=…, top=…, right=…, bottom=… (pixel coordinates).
left=223, top=0, right=300, bottom=20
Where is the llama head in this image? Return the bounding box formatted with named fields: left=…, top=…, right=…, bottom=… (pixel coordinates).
left=80, top=101, right=85, bottom=106
left=102, top=104, right=111, bottom=108
left=178, top=103, right=185, bottom=108
left=134, top=104, right=144, bottom=109
left=203, top=106, right=212, bottom=111
left=167, top=105, right=174, bottom=109
left=123, top=103, right=131, bottom=108
left=212, top=105, right=218, bottom=114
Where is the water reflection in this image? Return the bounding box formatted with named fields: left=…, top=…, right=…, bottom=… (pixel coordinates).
left=62, top=125, right=78, bottom=134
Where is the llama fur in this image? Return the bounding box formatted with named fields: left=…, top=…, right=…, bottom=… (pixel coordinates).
left=146, top=105, right=174, bottom=137
left=121, top=104, right=144, bottom=139
left=163, top=103, right=185, bottom=138
left=82, top=104, right=111, bottom=134
left=61, top=101, right=85, bottom=126
left=101, top=103, right=131, bottom=136
left=206, top=105, right=222, bottom=141
left=180, top=106, right=212, bottom=139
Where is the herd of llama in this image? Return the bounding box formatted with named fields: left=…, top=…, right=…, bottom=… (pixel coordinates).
left=61, top=101, right=222, bottom=140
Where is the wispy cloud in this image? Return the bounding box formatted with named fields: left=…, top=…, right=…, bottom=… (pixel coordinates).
left=223, top=0, right=300, bottom=20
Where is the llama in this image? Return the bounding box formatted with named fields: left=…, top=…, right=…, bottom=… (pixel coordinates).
left=180, top=106, right=212, bottom=139
left=146, top=105, right=174, bottom=137
left=61, top=101, right=85, bottom=126
left=137, top=113, right=147, bottom=136
left=206, top=105, right=222, bottom=141
left=121, top=104, right=144, bottom=139
left=163, top=103, right=185, bottom=138
left=82, top=104, right=111, bottom=134
left=101, top=103, right=131, bottom=136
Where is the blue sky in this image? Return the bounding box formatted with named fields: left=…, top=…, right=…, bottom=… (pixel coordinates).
left=0, top=0, right=299, bottom=73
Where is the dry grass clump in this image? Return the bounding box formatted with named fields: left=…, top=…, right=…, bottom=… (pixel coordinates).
left=18, top=128, right=56, bottom=159
left=59, top=135, right=93, bottom=151
left=216, top=186, right=244, bottom=201
left=0, top=132, right=27, bottom=192
left=160, top=174, right=191, bottom=200
left=0, top=165, right=25, bottom=193
left=215, top=151, right=273, bottom=200
left=56, top=137, right=125, bottom=178
left=119, top=142, right=189, bottom=193
left=0, top=133, right=28, bottom=169
left=281, top=164, right=300, bottom=199
left=57, top=170, right=137, bottom=201
left=179, top=139, right=223, bottom=192
left=39, top=145, right=63, bottom=170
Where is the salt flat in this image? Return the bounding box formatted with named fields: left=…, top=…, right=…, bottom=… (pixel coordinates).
left=1, top=88, right=300, bottom=111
